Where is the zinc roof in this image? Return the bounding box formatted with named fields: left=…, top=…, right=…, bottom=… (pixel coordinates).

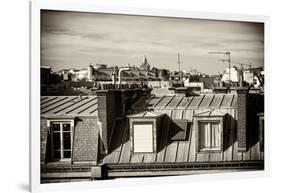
left=132, top=94, right=236, bottom=110
left=104, top=93, right=262, bottom=165
left=41, top=96, right=98, bottom=117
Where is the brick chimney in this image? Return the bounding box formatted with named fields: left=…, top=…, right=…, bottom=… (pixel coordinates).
left=96, top=90, right=122, bottom=154
left=236, top=87, right=249, bottom=152
left=95, top=87, right=151, bottom=154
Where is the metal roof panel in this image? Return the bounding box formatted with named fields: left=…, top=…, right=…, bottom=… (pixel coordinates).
left=41, top=96, right=98, bottom=117
left=209, top=94, right=224, bottom=108
left=187, top=95, right=204, bottom=109
left=177, top=97, right=193, bottom=109
left=166, top=96, right=184, bottom=108
left=221, top=94, right=234, bottom=108
left=155, top=96, right=173, bottom=109
left=198, top=94, right=214, bottom=108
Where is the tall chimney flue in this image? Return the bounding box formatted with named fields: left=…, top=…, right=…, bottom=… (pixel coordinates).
left=236, top=87, right=249, bottom=152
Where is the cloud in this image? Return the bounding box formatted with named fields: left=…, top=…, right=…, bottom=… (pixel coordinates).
left=41, top=10, right=264, bottom=74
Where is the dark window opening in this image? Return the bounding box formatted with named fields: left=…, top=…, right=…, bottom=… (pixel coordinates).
left=51, top=122, right=72, bottom=161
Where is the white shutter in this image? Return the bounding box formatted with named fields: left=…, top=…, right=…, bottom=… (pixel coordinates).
left=133, top=124, right=153, bottom=153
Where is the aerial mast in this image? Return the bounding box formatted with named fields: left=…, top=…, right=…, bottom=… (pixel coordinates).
left=177, top=52, right=181, bottom=72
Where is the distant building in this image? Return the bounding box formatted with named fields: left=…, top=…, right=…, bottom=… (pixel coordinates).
left=86, top=63, right=160, bottom=83
left=88, top=65, right=93, bottom=81
left=40, top=66, right=64, bottom=96
left=41, top=66, right=51, bottom=85
left=159, top=69, right=169, bottom=81
left=221, top=67, right=239, bottom=83
left=75, top=69, right=88, bottom=81
left=199, top=76, right=215, bottom=89
left=93, top=63, right=108, bottom=69
left=139, top=55, right=150, bottom=71
left=183, top=81, right=204, bottom=92
left=243, top=70, right=254, bottom=85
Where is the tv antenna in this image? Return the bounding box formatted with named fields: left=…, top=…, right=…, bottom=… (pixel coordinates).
left=177, top=52, right=182, bottom=72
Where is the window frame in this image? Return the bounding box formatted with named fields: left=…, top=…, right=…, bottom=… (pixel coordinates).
left=47, top=119, right=74, bottom=162
left=197, top=120, right=221, bottom=151
left=195, top=116, right=224, bottom=153
left=127, top=111, right=164, bottom=154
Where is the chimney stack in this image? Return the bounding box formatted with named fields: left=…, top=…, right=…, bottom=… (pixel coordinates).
left=95, top=87, right=151, bottom=154
left=88, top=65, right=93, bottom=81
left=236, top=87, right=249, bottom=152
left=96, top=90, right=122, bottom=154
left=213, top=87, right=228, bottom=94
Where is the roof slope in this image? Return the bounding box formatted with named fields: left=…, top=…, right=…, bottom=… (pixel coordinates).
left=41, top=96, right=98, bottom=117
left=104, top=94, right=263, bottom=165
left=132, top=94, right=236, bottom=110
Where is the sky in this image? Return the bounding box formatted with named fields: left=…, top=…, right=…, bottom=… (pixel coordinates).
left=41, top=10, right=264, bottom=75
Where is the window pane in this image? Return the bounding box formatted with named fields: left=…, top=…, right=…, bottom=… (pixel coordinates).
left=133, top=124, right=153, bottom=153
left=53, top=150, right=61, bottom=159
left=199, top=122, right=209, bottom=149
left=50, top=121, right=73, bottom=160
left=53, top=132, right=61, bottom=150
left=205, top=123, right=210, bottom=148
left=63, top=123, right=70, bottom=131
left=63, top=151, right=71, bottom=158
left=52, top=123, right=60, bottom=132
left=211, top=123, right=220, bottom=148
left=63, top=132, right=71, bottom=150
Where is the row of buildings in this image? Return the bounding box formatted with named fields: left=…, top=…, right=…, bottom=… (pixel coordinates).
left=42, top=55, right=264, bottom=91
left=40, top=85, right=264, bottom=183
left=40, top=56, right=265, bottom=183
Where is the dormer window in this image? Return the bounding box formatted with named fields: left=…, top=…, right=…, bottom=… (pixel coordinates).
left=133, top=122, right=154, bottom=153
left=127, top=111, right=164, bottom=153
left=194, top=110, right=226, bottom=152
left=198, top=121, right=220, bottom=151
left=47, top=119, right=74, bottom=161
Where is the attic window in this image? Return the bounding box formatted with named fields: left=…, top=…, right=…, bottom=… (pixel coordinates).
left=133, top=122, right=154, bottom=153
left=198, top=121, right=221, bottom=151
left=127, top=111, right=164, bottom=153
left=47, top=119, right=74, bottom=161
left=194, top=110, right=226, bottom=152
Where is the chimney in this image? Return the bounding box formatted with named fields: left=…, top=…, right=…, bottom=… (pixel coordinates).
left=96, top=90, right=122, bottom=154
left=95, top=87, right=151, bottom=154
left=238, top=69, right=243, bottom=87
left=174, top=87, right=188, bottom=96
left=213, top=87, right=228, bottom=94
left=236, top=87, right=249, bottom=152
left=88, top=65, right=93, bottom=81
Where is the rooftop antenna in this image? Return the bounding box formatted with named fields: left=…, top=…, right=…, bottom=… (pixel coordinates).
left=208, top=51, right=231, bottom=84
left=177, top=52, right=182, bottom=72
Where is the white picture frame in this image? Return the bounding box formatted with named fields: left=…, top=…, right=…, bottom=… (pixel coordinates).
left=30, top=1, right=270, bottom=192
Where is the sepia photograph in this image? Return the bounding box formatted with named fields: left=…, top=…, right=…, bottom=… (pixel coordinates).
left=39, top=9, right=264, bottom=184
